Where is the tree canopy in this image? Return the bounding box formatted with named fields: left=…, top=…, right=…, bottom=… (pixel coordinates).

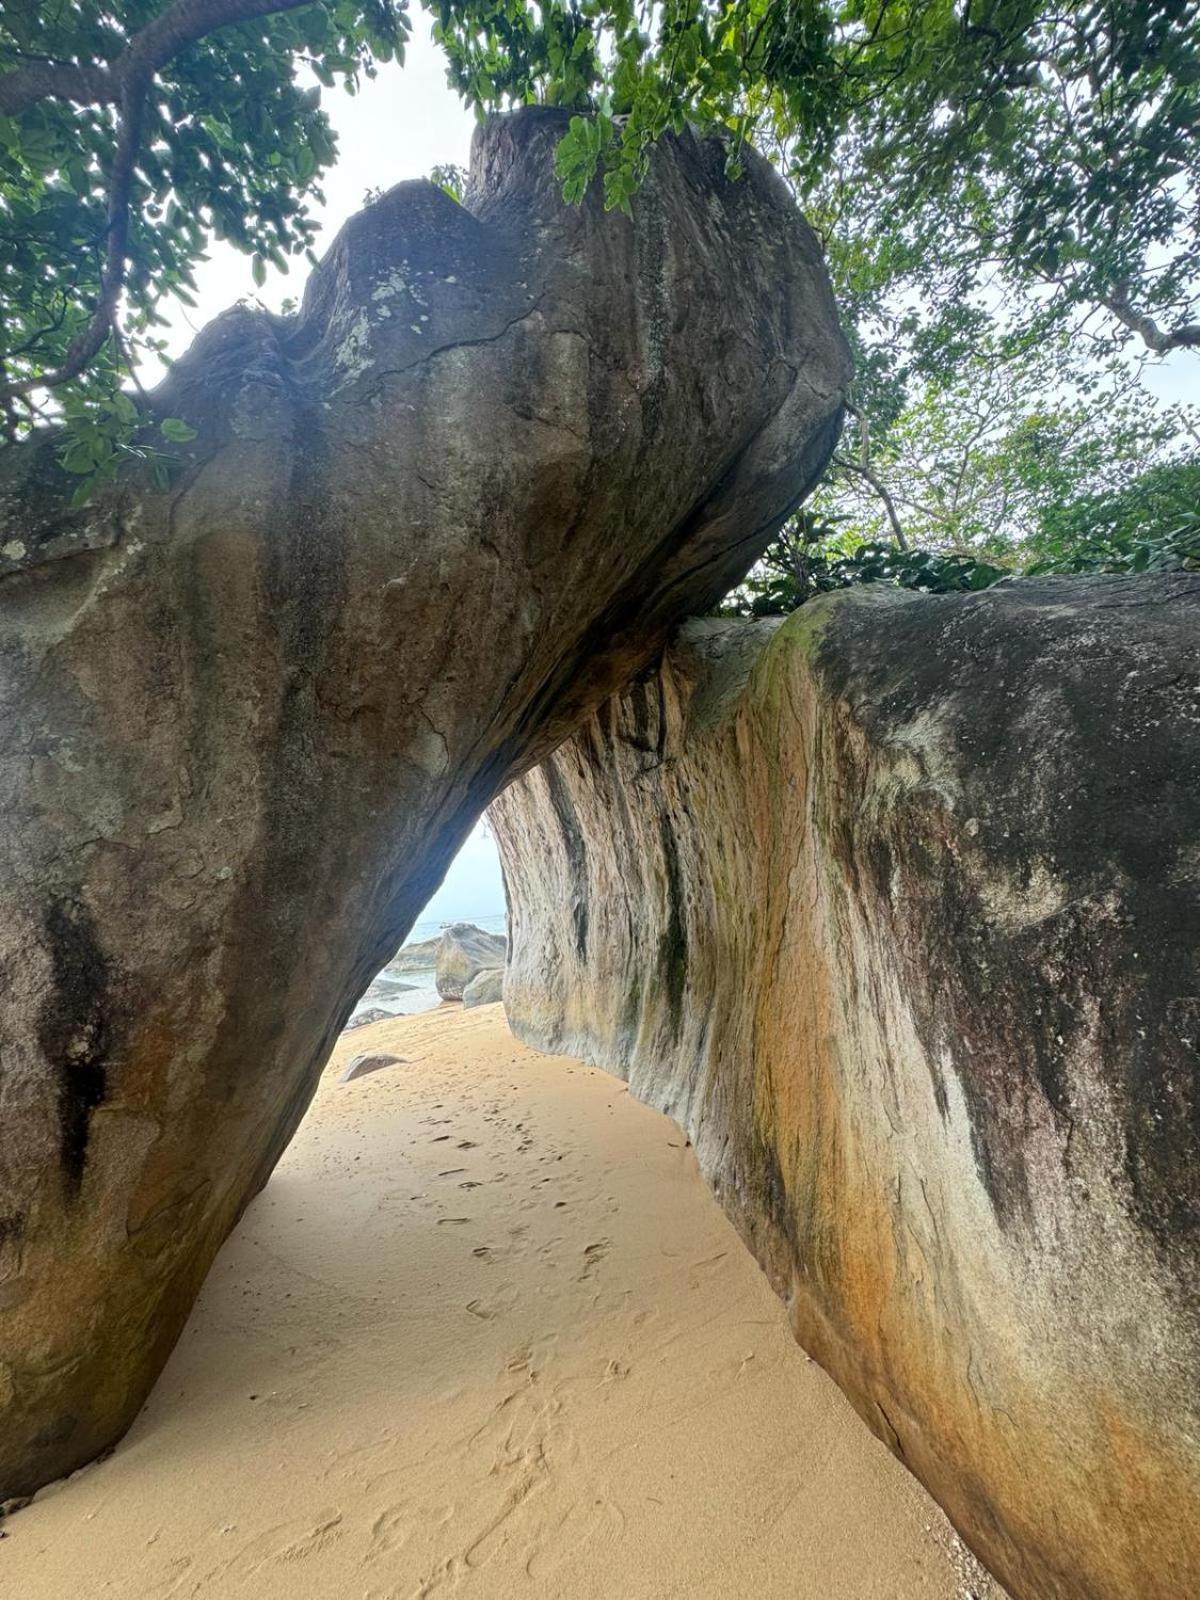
left=1, top=0, right=1198, bottom=531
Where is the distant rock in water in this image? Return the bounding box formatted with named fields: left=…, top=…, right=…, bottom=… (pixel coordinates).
left=436, top=924, right=507, bottom=1001
left=361, top=973, right=418, bottom=1004
left=386, top=937, right=441, bottom=974
left=0, top=99, right=849, bottom=1498
left=462, top=967, right=504, bottom=1008
left=491, top=576, right=1200, bottom=1600
left=342, top=1008, right=393, bottom=1033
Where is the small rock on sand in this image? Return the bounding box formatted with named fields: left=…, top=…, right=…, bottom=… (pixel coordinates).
left=462, top=967, right=504, bottom=1008
left=340, top=1052, right=405, bottom=1083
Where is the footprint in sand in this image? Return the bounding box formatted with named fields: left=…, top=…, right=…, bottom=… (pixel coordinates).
left=578, top=1239, right=611, bottom=1281
left=366, top=1503, right=410, bottom=1561
left=524, top=1489, right=628, bottom=1581
left=506, top=1343, right=533, bottom=1374
left=462, top=1454, right=550, bottom=1572
left=465, top=1282, right=517, bottom=1321
left=204, top=1510, right=345, bottom=1583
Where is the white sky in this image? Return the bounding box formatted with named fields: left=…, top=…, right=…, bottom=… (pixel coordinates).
left=160, top=24, right=475, bottom=359
left=417, top=819, right=507, bottom=931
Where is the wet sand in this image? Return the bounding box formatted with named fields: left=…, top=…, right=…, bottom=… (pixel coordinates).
left=1, top=1005, right=1000, bottom=1599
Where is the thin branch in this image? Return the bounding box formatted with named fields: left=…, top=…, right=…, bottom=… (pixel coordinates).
left=0, top=0, right=312, bottom=116
left=1101, top=284, right=1200, bottom=356
left=833, top=454, right=909, bottom=548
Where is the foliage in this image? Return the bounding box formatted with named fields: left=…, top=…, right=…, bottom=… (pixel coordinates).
left=721, top=513, right=1010, bottom=615
left=720, top=513, right=1009, bottom=616
left=429, top=161, right=467, bottom=201
left=814, top=330, right=1198, bottom=559
left=0, top=0, right=406, bottom=469
left=1029, top=458, right=1200, bottom=560
left=775, top=0, right=1200, bottom=364
left=1025, top=511, right=1200, bottom=576
left=1, top=0, right=1198, bottom=523
left=722, top=496, right=1200, bottom=618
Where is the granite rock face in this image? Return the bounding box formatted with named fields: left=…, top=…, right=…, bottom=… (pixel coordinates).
left=386, top=937, right=441, bottom=974
left=491, top=577, right=1200, bottom=1600
left=462, top=968, right=505, bottom=1008
left=0, top=107, right=850, bottom=1496
left=435, top=923, right=507, bottom=1000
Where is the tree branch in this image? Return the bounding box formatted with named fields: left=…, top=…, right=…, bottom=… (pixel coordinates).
left=833, top=454, right=909, bottom=548
left=0, top=0, right=317, bottom=403
left=0, top=0, right=312, bottom=116
left=0, top=80, right=144, bottom=401
left=1102, top=284, right=1200, bottom=356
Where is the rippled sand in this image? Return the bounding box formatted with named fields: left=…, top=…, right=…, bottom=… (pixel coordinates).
left=1, top=1005, right=999, bottom=1599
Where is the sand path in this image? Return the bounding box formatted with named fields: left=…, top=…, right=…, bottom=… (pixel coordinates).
left=1, top=1005, right=1001, bottom=1599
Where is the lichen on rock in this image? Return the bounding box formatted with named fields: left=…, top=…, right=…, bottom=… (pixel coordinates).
left=491, top=574, right=1200, bottom=1600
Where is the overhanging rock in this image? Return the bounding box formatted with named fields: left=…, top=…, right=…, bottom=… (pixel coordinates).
left=0, top=107, right=850, bottom=1497
left=491, top=577, right=1200, bottom=1600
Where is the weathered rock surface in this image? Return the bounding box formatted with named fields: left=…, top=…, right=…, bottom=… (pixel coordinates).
left=385, top=937, right=441, bottom=974
left=490, top=577, right=1200, bottom=1600
left=341, top=1007, right=392, bottom=1033
left=0, top=107, right=849, bottom=1496
left=462, top=967, right=505, bottom=1008
left=340, top=1051, right=405, bottom=1083
left=436, top=924, right=507, bottom=1000
left=361, top=973, right=418, bottom=1003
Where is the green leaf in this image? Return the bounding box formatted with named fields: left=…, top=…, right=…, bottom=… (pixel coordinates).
left=160, top=417, right=198, bottom=443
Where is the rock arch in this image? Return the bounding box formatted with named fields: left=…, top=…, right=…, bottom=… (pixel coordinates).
left=0, top=108, right=850, bottom=1497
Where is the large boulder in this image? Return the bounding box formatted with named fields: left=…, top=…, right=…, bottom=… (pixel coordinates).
left=0, top=107, right=850, bottom=1497
left=490, top=577, right=1200, bottom=1600
left=435, top=923, right=507, bottom=999
left=385, top=937, right=441, bottom=974
left=462, top=967, right=505, bottom=1008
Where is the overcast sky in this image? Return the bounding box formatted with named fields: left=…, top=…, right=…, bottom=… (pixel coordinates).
left=160, top=26, right=474, bottom=357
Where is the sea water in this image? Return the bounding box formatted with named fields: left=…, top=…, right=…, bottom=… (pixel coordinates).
left=346, top=911, right=508, bottom=1025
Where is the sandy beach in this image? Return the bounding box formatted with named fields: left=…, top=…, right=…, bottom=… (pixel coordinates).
left=1, top=1005, right=999, bottom=1600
